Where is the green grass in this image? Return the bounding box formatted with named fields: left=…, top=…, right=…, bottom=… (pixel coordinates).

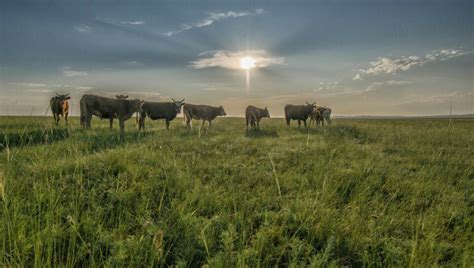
left=1, top=116, right=473, bottom=267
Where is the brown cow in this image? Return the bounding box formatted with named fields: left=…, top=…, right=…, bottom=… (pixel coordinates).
left=50, top=93, right=71, bottom=125
left=80, top=94, right=143, bottom=131
left=245, top=105, right=270, bottom=130
left=310, top=106, right=332, bottom=126
left=183, top=103, right=226, bottom=128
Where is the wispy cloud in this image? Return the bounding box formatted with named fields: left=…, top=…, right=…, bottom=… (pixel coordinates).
left=190, top=50, right=284, bottom=70
left=165, top=9, right=264, bottom=36
left=10, top=82, right=48, bottom=88
left=74, top=25, right=91, bottom=33
left=354, top=48, right=471, bottom=80
left=121, top=61, right=145, bottom=67
left=365, top=80, right=411, bottom=92
left=62, top=66, right=88, bottom=77
left=314, top=81, right=339, bottom=92
left=120, top=20, right=145, bottom=25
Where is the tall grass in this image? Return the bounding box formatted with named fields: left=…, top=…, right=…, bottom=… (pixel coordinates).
left=1, top=116, right=473, bottom=267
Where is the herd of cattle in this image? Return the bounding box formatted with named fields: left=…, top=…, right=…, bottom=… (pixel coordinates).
left=50, top=93, right=332, bottom=131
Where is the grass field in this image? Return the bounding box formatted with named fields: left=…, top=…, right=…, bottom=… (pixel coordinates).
left=1, top=116, right=473, bottom=267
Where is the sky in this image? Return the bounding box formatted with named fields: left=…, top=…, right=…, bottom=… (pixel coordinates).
left=0, top=0, right=473, bottom=116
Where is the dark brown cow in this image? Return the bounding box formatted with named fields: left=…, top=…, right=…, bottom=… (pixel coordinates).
left=245, top=105, right=270, bottom=130
left=50, top=93, right=71, bottom=125
left=183, top=103, right=226, bottom=128
left=80, top=94, right=143, bottom=131
left=284, top=102, right=316, bottom=128
left=138, top=98, right=185, bottom=130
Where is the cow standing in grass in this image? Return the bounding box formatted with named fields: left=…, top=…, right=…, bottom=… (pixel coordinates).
left=183, top=104, right=226, bottom=128
left=138, top=98, right=185, bottom=130
left=284, top=102, right=316, bottom=128
left=80, top=94, right=143, bottom=131
left=245, top=105, right=270, bottom=130
left=50, top=93, right=71, bottom=126
left=310, top=106, right=332, bottom=126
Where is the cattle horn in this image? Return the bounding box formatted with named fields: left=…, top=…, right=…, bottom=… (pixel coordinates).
left=172, top=98, right=176, bottom=102
left=180, top=98, right=185, bottom=102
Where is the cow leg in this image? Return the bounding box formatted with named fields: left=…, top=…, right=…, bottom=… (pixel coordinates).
left=285, top=117, right=290, bottom=127
left=208, top=120, right=212, bottom=128
left=257, top=119, right=260, bottom=129
left=65, top=112, right=68, bottom=125
left=166, top=119, right=170, bottom=130
left=298, top=120, right=301, bottom=128
left=201, top=120, right=206, bottom=128
left=109, top=117, right=114, bottom=130
left=119, top=120, right=125, bottom=132
left=87, top=114, right=92, bottom=128
left=303, top=119, right=307, bottom=128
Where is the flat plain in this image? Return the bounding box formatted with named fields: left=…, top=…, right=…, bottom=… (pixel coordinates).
left=1, top=116, right=473, bottom=267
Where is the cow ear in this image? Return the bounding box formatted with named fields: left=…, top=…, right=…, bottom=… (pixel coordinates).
left=265, top=107, right=268, bottom=110
left=116, top=95, right=119, bottom=98
left=125, top=95, right=128, bottom=98
left=66, top=96, right=71, bottom=100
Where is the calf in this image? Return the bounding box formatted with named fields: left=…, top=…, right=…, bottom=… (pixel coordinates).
left=50, top=93, right=71, bottom=125
left=245, top=105, right=270, bottom=130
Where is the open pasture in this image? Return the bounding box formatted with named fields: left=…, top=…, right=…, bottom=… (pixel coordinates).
left=1, top=117, right=473, bottom=267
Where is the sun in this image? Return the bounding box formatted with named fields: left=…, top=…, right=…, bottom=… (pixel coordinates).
left=240, top=56, right=256, bottom=70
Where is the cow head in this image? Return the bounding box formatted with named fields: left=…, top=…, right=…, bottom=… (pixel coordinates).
left=131, top=99, right=145, bottom=113
left=218, top=106, right=227, bottom=116
left=263, top=107, right=270, bottom=118
left=55, top=93, right=71, bottom=105
left=171, top=98, right=185, bottom=113
left=116, top=94, right=129, bottom=99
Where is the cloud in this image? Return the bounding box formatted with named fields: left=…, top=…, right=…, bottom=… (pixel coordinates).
left=354, top=48, right=471, bottom=80
left=165, top=9, right=264, bottom=36
left=74, top=25, right=91, bottom=33
left=365, top=80, right=412, bottom=92
left=76, top=86, right=93, bottom=90
left=62, top=66, right=88, bottom=77
left=10, top=82, right=48, bottom=88
left=120, top=20, right=145, bottom=25
left=190, top=50, right=284, bottom=70
left=122, top=61, right=145, bottom=67
left=314, top=81, right=339, bottom=92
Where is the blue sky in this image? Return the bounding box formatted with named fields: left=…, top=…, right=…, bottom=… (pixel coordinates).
left=1, top=0, right=473, bottom=116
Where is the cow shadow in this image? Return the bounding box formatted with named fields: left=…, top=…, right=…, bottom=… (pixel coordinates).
left=1, top=127, right=69, bottom=150
left=245, top=128, right=279, bottom=138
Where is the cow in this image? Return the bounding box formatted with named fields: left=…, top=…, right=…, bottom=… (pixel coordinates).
left=284, top=102, right=316, bottom=128
left=138, top=98, right=185, bottom=130
left=245, top=105, right=270, bottom=130
left=80, top=94, right=143, bottom=131
left=183, top=104, right=226, bottom=128
left=92, top=94, right=130, bottom=119
left=320, top=107, right=332, bottom=125
left=50, top=93, right=71, bottom=126
left=310, top=106, right=332, bottom=126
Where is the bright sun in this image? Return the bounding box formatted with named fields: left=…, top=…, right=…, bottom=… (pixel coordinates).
left=240, top=56, right=256, bottom=70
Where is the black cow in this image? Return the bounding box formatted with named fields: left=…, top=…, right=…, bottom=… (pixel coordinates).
left=138, top=98, right=185, bottom=130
